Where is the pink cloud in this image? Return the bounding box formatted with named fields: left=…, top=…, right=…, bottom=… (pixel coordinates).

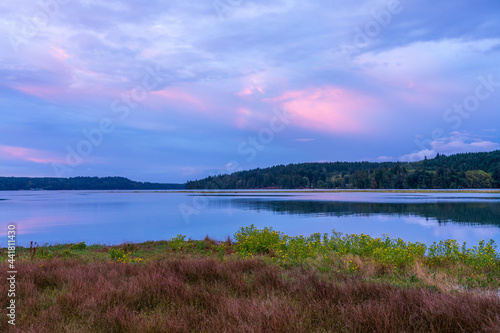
left=236, top=72, right=269, bottom=98
left=267, top=86, right=377, bottom=133
left=0, top=145, right=64, bottom=164
left=230, top=106, right=270, bottom=130
left=236, top=85, right=265, bottom=97
left=150, top=88, right=207, bottom=111
left=51, top=46, right=70, bottom=62
left=234, top=107, right=251, bottom=128
left=237, top=87, right=253, bottom=97
left=9, top=46, right=119, bottom=103
left=11, top=85, right=66, bottom=100
left=11, top=82, right=121, bottom=106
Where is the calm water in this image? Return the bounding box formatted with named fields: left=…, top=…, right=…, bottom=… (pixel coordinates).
left=1, top=190, right=500, bottom=247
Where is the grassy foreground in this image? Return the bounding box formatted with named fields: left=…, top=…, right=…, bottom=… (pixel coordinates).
left=2, top=226, right=500, bottom=332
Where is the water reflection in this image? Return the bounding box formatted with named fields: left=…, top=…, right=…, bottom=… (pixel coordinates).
left=211, top=199, right=500, bottom=226
left=1, top=191, right=499, bottom=246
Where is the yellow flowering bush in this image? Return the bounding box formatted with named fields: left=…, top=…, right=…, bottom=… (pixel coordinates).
left=426, top=239, right=498, bottom=269
left=71, top=241, right=87, bottom=250
left=233, top=225, right=499, bottom=274
left=234, top=225, right=283, bottom=258
left=169, top=234, right=187, bottom=251
left=109, top=248, right=144, bottom=263
left=37, top=248, right=53, bottom=260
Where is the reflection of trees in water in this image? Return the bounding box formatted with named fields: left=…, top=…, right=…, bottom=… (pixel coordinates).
left=216, top=199, right=500, bottom=226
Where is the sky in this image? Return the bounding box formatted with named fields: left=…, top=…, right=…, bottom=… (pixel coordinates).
left=1, top=0, right=500, bottom=183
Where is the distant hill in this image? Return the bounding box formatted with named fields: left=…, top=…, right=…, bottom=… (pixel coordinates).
left=186, top=151, right=500, bottom=189
left=0, top=176, right=185, bottom=191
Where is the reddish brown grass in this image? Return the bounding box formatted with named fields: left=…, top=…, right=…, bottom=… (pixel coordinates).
left=1, top=258, right=499, bottom=332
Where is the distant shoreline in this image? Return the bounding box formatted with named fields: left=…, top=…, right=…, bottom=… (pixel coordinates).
left=104, top=189, right=500, bottom=194
left=172, top=189, right=500, bottom=194
left=2, top=188, right=499, bottom=193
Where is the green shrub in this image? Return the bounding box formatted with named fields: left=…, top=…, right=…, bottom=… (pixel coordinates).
left=232, top=225, right=499, bottom=273
left=169, top=234, right=187, bottom=251
left=71, top=242, right=87, bottom=250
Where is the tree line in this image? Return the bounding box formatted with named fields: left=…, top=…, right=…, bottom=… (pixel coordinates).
left=186, top=151, right=500, bottom=189
left=0, top=176, right=185, bottom=191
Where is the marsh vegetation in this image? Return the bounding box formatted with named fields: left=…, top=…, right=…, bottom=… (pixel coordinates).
left=2, top=226, right=499, bottom=332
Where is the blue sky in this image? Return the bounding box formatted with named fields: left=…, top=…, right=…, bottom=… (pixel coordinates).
left=1, top=0, right=500, bottom=183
